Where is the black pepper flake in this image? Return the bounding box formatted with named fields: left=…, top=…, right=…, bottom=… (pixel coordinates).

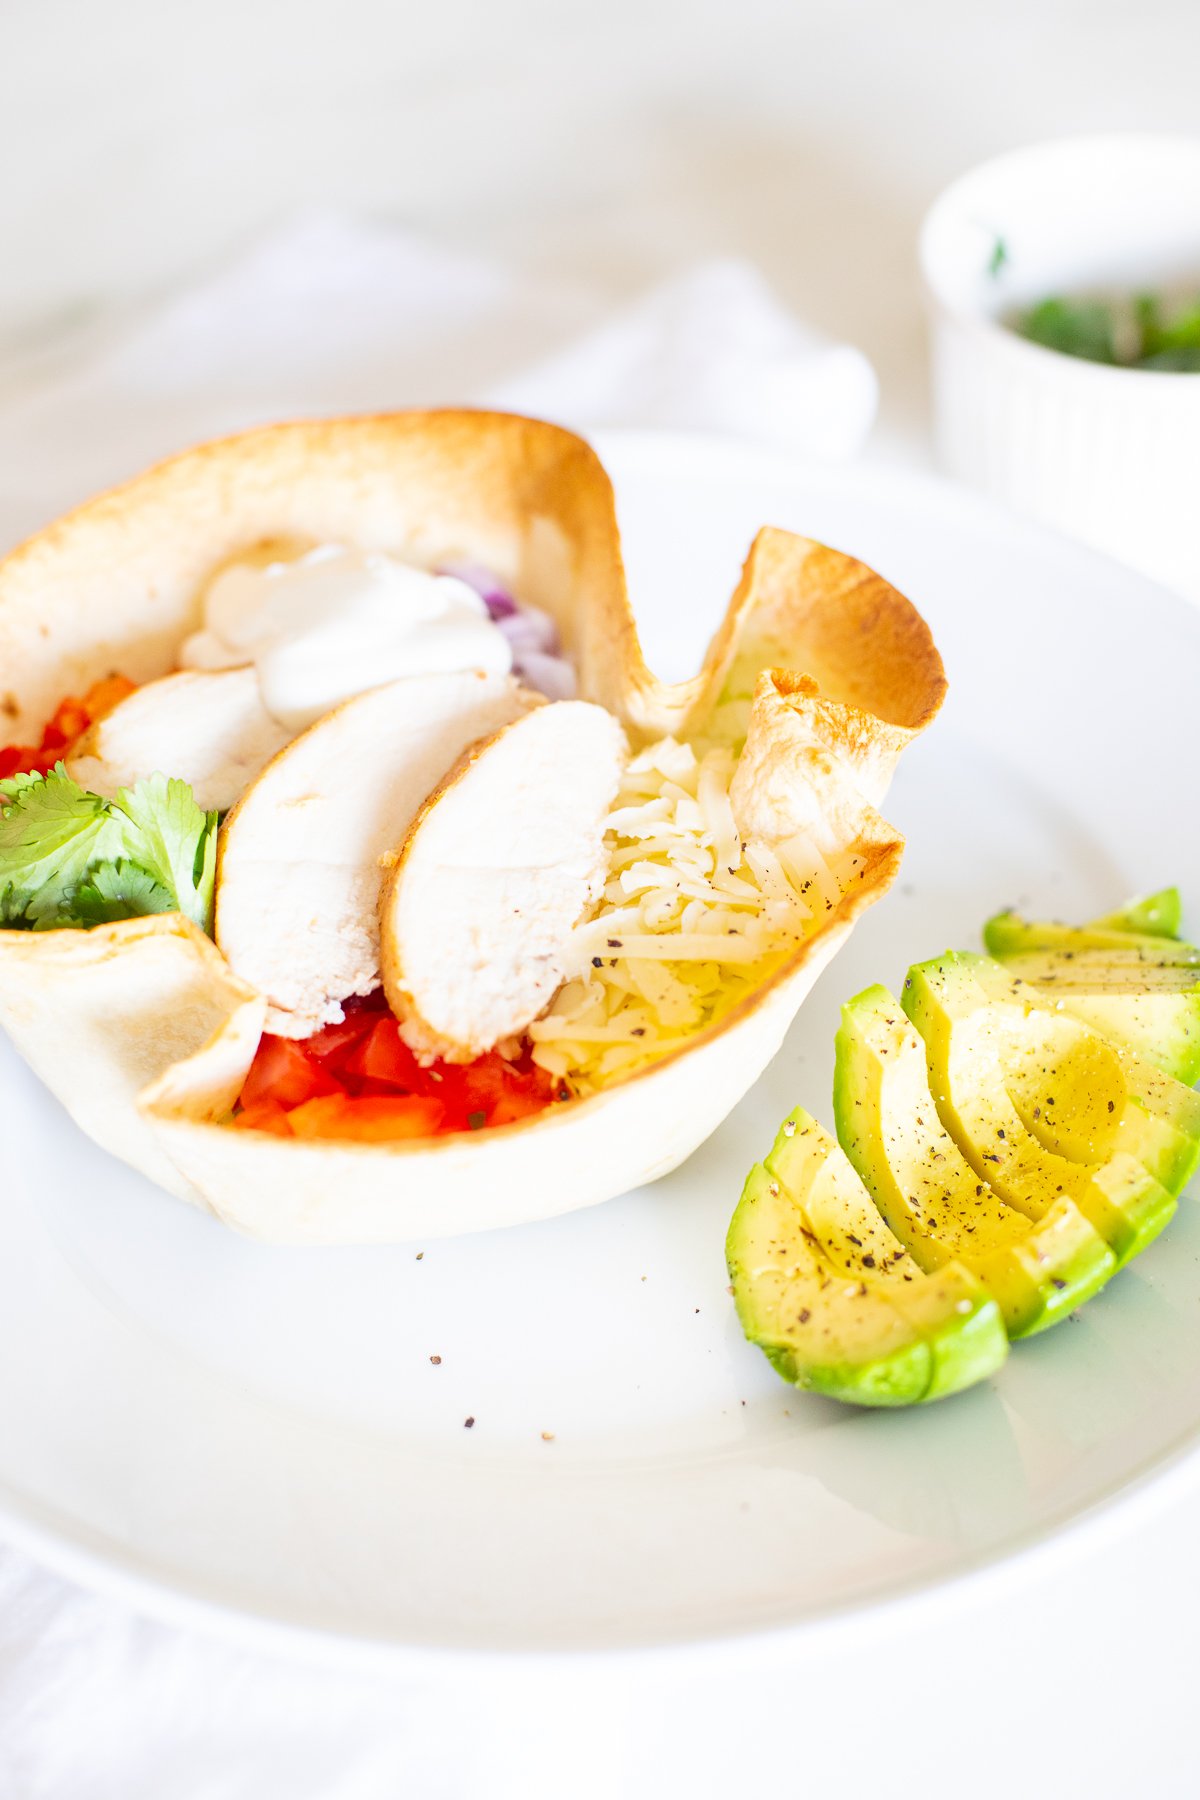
left=631, top=1027, right=645, bottom=1036
left=464, top=1416, right=475, bottom=1429
left=1051, top=1278, right=1067, bottom=1291
left=430, top=1354, right=442, bottom=1365
left=1107, top=1099, right=1115, bottom=1113
left=607, top=938, right=622, bottom=948
left=799, top=1307, right=811, bottom=1324
left=862, top=1254, right=876, bottom=1269
left=591, top=956, right=603, bottom=968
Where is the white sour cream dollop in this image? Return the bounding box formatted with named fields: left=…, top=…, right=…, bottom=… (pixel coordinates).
left=180, top=546, right=513, bottom=731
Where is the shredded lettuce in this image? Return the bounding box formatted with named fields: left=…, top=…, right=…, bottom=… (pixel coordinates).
left=0, top=764, right=218, bottom=933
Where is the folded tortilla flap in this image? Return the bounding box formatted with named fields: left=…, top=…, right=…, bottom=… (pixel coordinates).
left=138, top=986, right=267, bottom=1127
left=625, top=525, right=947, bottom=750
left=0, top=913, right=263, bottom=1200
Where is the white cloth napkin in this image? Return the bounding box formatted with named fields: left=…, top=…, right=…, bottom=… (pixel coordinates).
left=0, top=215, right=877, bottom=1799
left=0, top=214, right=876, bottom=548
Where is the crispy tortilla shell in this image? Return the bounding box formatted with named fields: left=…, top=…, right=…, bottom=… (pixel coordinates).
left=0, top=915, right=262, bottom=1201
left=0, top=411, right=945, bottom=1242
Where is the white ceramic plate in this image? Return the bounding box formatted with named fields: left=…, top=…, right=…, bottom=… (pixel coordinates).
left=3, top=430, right=1198, bottom=1668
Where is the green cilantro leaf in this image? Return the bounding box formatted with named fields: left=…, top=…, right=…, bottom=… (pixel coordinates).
left=0, top=766, right=124, bottom=925
left=0, top=764, right=219, bottom=934
left=1016, top=289, right=1200, bottom=373
left=0, top=771, right=48, bottom=801
left=1139, top=346, right=1200, bottom=372
left=110, top=774, right=218, bottom=932
left=1157, top=300, right=1200, bottom=354
left=70, top=862, right=177, bottom=926
left=1019, top=297, right=1117, bottom=365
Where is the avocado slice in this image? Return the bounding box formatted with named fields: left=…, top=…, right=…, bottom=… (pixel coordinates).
left=972, top=958, right=1200, bottom=1195
left=983, top=902, right=1199, bottom=961
left=902, top=953, right=1179, bottom=1267
left=726, top=1109, right=1008, bottom=1406
left=833, top=985, right=1116, bottom=1337
left=999, top=951, right=1200, bottom=1085
left=1090, top=887, right=1183, bottom=938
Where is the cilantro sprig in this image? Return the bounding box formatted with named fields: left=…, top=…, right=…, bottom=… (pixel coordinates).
left=0, top=764, right=219, bottom=934
left=1016, top=290, right=1200, bottom=372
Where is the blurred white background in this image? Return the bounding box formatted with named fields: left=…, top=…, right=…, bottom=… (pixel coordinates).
left=3, top=0, right=1199, bottom=450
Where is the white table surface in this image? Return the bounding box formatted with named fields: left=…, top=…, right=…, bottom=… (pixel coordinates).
left=1, top=2, right=1199, bottom=1794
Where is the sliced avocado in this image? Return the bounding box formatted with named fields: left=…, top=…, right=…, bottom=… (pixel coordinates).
left=726, top=1109, right=1008, bottom=1406
left=1090, top=887, right=1182, bottom=938
left=728, top=1164, right=930, bottom=1405
left=833, top=984, right=1116, bottom=1337
left=763, top=1114, right=1006, bottom=1400
left=983, top=904, right=1199, bottom=961
left=988, top=947, right=1200, bottom=1085
left=902, top=953, right=1178, bottom=1267
left=973, top=958, right=1200, bottom=1195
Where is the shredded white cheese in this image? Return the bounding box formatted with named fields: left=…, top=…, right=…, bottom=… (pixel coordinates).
left=528, top=737, right=861, bottom=1093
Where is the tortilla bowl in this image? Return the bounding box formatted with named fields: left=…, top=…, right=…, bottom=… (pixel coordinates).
left=0, top=410, right=944, bottom=1242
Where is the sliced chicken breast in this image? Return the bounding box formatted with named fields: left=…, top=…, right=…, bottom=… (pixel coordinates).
left=216, top=671, right=537, bottom=1037
left=381, top=701, right=628, bottom=1061
left=68, top=667, right=291, bottom=813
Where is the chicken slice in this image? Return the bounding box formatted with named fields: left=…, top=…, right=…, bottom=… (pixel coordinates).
left=381, top=701, right=628, bottom=1061
left=215, top=671, right=537, bottom=1038
left=67, top=667, right=292, bottom=813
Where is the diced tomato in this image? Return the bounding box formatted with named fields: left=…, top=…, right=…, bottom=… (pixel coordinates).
left=286, top=1093, right=445, bottom=1142
left=233, top=1099, right=294, bottom=1137
left=488, top=1087, right=552, bottom=1127
left=0, top=672, right=139, bottom=786
left=448, top=1050, right=512, bottom=1110
left=45, top=701, right=88, bottom=744
left=82, top=674, right=137, bottom=719
left=303, top=1012, right=378, bottom=1075
left=233, top=993, right=568, bottom=1144
left=342, top=1016, right=429, bottom=1092
left=240, top=1036, right=341, bottom=1110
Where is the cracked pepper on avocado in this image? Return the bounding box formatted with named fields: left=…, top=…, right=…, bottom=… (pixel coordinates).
left=0, top=411, right=945, bottom=1245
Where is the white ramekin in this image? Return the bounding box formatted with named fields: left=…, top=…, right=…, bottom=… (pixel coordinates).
left=920, top=135, right=1200, bottom=600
